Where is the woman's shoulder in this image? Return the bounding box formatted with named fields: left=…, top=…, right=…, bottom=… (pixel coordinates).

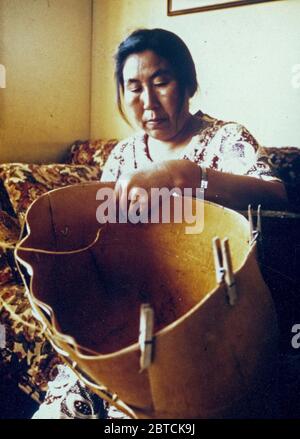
left=195, top=110, right=250, bottom=132
left=193, top=110, right=259, bottom=151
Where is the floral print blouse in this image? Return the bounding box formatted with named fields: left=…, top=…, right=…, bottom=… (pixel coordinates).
left=101, top=110, right=278, bottom=182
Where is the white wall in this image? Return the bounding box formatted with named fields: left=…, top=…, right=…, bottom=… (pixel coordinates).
left=0, top=0, right=92, bottom=163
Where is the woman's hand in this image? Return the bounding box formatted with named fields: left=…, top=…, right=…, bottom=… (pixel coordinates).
left=114, top=160, right=201, bottom=219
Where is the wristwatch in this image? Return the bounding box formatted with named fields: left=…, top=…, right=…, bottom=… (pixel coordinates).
left=200, top=166, right=208, bottom=191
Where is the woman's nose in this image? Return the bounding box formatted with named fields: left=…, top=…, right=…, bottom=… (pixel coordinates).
left=141, top=86, right=159, bottom=110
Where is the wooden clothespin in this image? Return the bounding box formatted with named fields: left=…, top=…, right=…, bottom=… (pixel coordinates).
left=248, top=204, right=262, bottom=244
left=212, top=236, right=237, bottom=306
left=139, top=303, right=154, bottom=372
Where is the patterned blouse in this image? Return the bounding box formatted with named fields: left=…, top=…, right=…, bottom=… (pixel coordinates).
left=101, top=110, right=278, bottom=182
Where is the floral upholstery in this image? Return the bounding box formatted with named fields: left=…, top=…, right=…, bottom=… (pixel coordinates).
left=0, top=282, right=63, bottom=403
left=0, top=159, right=106, bottom=404
left=0, top=256, right=13, bottom=286
left=0, top=210, right=21, bottom=286
left=66, top=139, right=118, bottom=169
left=0, top=163, right=102, bottom=224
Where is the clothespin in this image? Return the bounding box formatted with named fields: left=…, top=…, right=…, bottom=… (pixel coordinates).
left=212, top=237, right=237, bottom=306
left=221, top=238, right=237, bottom=306
left=212, top=237, right=225, bottom=284
left=139, top=303, right=154, bottom=372
left=248, top=204, right=262, bottom=244
left=248, top=204, right=263, bottom=262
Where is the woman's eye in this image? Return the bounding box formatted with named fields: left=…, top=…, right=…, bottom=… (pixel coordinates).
left=154, top=81, right=168, bottom=87
left=130, top=87, right=142, bottom=93
left=126, top=83, right=142, bottom=93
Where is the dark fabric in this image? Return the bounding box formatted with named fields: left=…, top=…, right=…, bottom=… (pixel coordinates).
left=258, top=146, right=300, bottom=211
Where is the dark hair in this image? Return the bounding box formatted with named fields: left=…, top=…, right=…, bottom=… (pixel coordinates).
left=115, top=28, right=198, bottom=122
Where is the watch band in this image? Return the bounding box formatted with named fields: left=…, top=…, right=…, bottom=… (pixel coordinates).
left=200, top=166, right=208, bottom=191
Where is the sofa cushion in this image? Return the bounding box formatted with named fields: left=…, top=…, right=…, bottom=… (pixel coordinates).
left=0, top=163, right=102, bottom=224
left=0, top=162, right=105, bottom=403
left=66, top=139, right=118, bottom=168
left=0, top=181, right=17, bottom=218
left=0, top=256, right=13, bottom=286
left=0, top=210, right=21, bottom=286
left=0, top=282, right=63, bottom=403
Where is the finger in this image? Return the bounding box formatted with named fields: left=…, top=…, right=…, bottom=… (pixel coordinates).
left=128, top=200, right=140, bottom=223
left=128, top=186, right=140, bottom=203
left=127, top=186, right=140, bottom=223
left=138, top=198, right=150, bottom=222
left=115, top=177, right=128, bottom=222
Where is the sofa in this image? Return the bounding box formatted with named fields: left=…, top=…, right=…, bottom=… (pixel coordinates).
left=0, top=139, right=117, bottom=404
left=0, top=140, right=299, bottom=412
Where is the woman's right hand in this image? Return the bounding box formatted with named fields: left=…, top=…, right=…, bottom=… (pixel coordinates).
left=114, top=160, right=201, bottom=220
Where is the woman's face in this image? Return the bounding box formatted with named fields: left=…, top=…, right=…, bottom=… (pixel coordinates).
left=122, top=50, right=190, bottom=141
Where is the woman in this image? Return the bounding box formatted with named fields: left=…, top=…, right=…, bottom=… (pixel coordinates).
left=33, top=28, right=287, bottom=420
left=101, top=28, right=287, bottom=213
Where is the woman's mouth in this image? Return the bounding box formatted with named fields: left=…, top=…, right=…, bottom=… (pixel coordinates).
left=145, top=118, right=167, bottom=128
